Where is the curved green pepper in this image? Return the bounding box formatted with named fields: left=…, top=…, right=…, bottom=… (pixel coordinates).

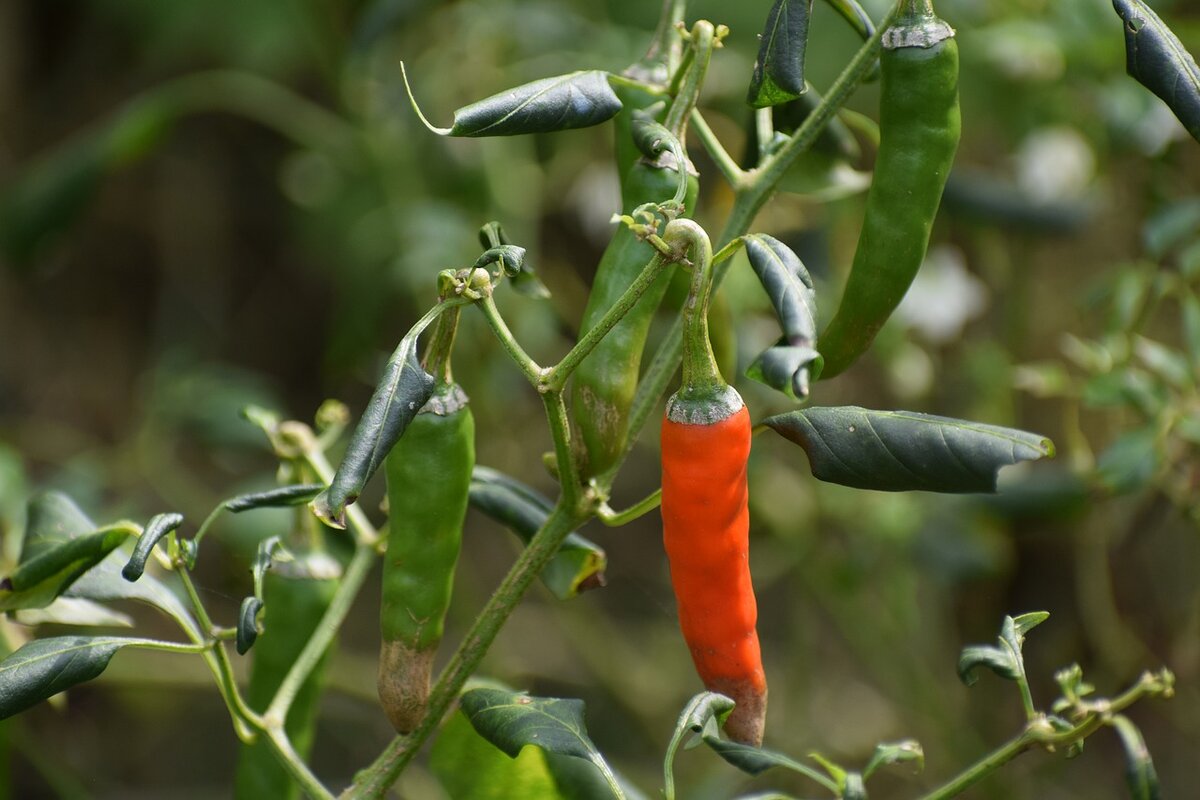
left=818, top=0, right=960, bottom=378
left=572, top=22, right=717, bottom=479
left=378, top=310, right=475, bottom=734
left=234, top=550, right=341, bottom=800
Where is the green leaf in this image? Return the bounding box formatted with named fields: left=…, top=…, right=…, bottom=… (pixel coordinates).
left=747, top=0, right=814, bottom=107
left=475, top=245, right=528, bottom=279
left=0, top=494, right=135, bottom=611
left=224, top=484, right=323, bottom=513
left=1134, top=336, right=1192, bottom=389
left=1112, top=0, right=1200, bottom=143
left=312, top=312, right=443, bottom=528
left=460, top=688, right=600, bottom=761
left=762, top=407, right=1054, bottom=493
left=13, top=598, right=132, bottom=629
left=468, top=467, right=606, bottom=599
left=699, top=735, right=839, bottom=795
left=459, top=688, right=622, bottom=796
left=665, top=693, right=735, bottom=795
left=405, top=68, right=622, bottom=137
left=863, top=739, right=924, bottom=779
left=477, top=222, right=550, bottom=298
left=0, top=636, right=156, bottom=719
left=122, top=512, right=184, bottom=582
left=430, top=707, right=563, bottom=799
left=823, top=0, right=875, bottom=42
left=236, top=597, right=263, bottom=655
left=1011, top=611, right=1050, bottom=637
left=21, top=492, right=199, bottom=638
left=807, top=752, right=848, bottom=789
left=957, top=645, right=1018, bottom=686
left=743, top=234, right=821, bottom=398
left=1110, top=715, right=1160, bottom=800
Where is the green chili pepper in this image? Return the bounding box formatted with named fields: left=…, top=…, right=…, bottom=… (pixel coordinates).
left=234, top=549, right=341, bottom=800
left=818, top=0, right=960, bottom=379
left=378, top=309, right=475, bottom=734
left=572, top=22, right=717, bottom=479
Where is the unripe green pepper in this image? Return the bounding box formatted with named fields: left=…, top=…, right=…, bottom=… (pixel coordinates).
left=234, top=551, right=341, bottom=800
left=572, top=21, right=718, bottom=479
left=818, top=0, right=960, bottom=378
left=378, top=311, right=475, bottom=734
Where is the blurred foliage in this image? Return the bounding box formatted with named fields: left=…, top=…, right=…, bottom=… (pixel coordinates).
left=1, top=0, right=1199, bottom=798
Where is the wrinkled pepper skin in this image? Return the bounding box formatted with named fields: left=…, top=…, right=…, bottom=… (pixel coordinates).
left=661, top=404, right=766, bottom=746
left=234, top=554, right=340, bottom=800
left=818, top=0, right=960, bottom=378
left=378, top=383, right=474, bottom=733
left=573, top=160, right=698, bottom=478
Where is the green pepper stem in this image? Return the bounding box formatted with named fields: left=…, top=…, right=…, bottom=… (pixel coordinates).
left=544, top=251, right=670, bottom=392
left=663, top=21, right=716, bottom=140
left=666, top=219, right=720, bottom=395
left=596, top=488, right=662, bottom=526
left=419, top=306, right=461, bottom=385
left=478, top=295, right=544, bottom=383
left=690, top=109, right=745, bottom=187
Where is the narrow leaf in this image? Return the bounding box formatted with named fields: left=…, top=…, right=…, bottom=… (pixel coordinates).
left=1113, top=0, right=1200, bottom=142
left=744, top=234, right=821, bottom=397
left=0, top=636, right=154, bottom=719
left=236, top=597, right=263, bottom=655
left=0, top=494, right=137, bottom=611
left=224, top=484, right=323, bottom=513
left=312, top=313, right=442, bottom=528
left=702, top=736, right=840, bottom=794
left=863, top=739, right=924, bottom=779
left=430, top=707, right=561, bottom=799
left=957, top=645, right=1018, bottom=686
left=469, top=467, right=606, bottom=599
left=404, top=66, right=622, bottom=137
left=823, top=0, right=875, bottom=42
left=664, top=693, right=736, bottom=796
left=474, top=245, right=527, bottom=279
left=762, top=407, right=1054, bottom=493
left=460, top=687, right=600, bottom=762
left=1012, top=611, right=1050, bottom=637
left=21, top=492, right=199, bottom=638
left=122, top=512, right=184, bottom=582
left=748, top=0, right=815, bottom=107
left=13, top=597, right=133, bottom=629
left=459, top=687, right=621, bottom=794
left=1110, top=715, right=1160, bottom=800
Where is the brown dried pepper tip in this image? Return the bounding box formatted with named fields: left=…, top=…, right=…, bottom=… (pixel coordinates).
left=659, top=219, right=768, bottom=746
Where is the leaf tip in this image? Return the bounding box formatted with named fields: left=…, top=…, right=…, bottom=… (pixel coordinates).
left=309, top=492, right=347, bottom=530
left=399, top=61, right=453, bottom=136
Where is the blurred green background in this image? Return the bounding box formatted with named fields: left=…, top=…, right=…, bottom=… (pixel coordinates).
left=1, top=0, right=1199, bottom=797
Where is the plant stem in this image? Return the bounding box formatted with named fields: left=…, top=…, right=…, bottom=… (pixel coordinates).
left=478, top=295, right=544, bottom=384
left=265, top=727, right=336, bottom=800
left=342, top=504, right=587, bottom=798
left=176, top=568, right=258, bottom=739
left=544, top=253, right=670, bottom=391
left=543, top=391, right=584, bottom=504
left=597, top=489, right=662, bottom=526
left=917, top=670, right=1174, bottom=800
left=265, top=541, right=375, bottom=725
left=690, top=110, right=745, bottom=188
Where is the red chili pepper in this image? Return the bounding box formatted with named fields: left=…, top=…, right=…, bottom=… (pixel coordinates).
left=659, top=219, right=767, bottom=746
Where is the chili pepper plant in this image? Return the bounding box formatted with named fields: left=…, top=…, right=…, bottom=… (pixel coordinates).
left=2, top=0, right=1196, bottom=798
